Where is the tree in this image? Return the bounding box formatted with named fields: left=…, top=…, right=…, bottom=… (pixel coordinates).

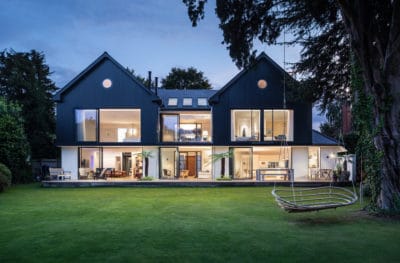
left=183, top=0, right=400, bottom=212
left=0, top=49, right=58, bottom=159
left=210, top=149, right=233, bottom=178
left=0, top=97, right=30, bottom=183
left=161, top=67, right=211, bottom=89
left=125, top=67, right=156, bottom=87
left=319, top=102, right=343, bottom=140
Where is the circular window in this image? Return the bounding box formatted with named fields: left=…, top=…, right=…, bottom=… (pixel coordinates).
left=102, top=78, right=112, bottom=88
left=257, top=79, right=267, bottom=89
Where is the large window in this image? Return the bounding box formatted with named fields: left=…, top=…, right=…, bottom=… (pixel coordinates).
left=161, top=112, right=212, bottom=142
left=231, top=110, right=260, bottom=141
left=76, top=110, right=97, bottom=142
left=264, top=110, right=294, bottom=141
left=99, top=109, right=141, bottom=142
left=79, top=147, right=101, bottom=179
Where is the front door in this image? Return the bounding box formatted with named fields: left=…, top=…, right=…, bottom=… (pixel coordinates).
left=187, top=155, right=196, bottom=177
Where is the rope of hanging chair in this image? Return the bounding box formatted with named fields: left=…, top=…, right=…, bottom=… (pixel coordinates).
left=271, top=26, right=358, bottom=213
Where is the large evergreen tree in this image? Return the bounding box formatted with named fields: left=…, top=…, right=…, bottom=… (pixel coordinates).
left=0, top=50, right=57, bottom=159
left=0, top=97, right=30, bottom=183
left=183, top=0, right=400, bottom=212
left=161, top=67, right=211, bottom=89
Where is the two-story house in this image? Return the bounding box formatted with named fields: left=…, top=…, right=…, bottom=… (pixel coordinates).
left=54, top=52, right=347, bottom=182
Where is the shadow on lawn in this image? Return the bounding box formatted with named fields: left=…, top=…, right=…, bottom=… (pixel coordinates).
left=287, top=210, right=373, bottom=227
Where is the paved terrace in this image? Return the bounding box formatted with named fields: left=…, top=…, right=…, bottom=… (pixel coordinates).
left=41, top=180, right=352, bottom=188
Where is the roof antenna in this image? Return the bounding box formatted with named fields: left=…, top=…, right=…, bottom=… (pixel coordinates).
left=283, top=26, right=287, bottom=109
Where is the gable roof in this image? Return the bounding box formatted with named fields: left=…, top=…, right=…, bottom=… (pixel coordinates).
left=209, top=52, right=296, bottom=104
left=312, top=130, right=341, bottom=145
left=53, top=52, right=160, bottom=102
left=157, top=88, right=217, bottom=109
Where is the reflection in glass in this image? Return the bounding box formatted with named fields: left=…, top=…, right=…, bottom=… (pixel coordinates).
left=99, top=109, right=141, bottom=142
left=76, top=110, right=97, bottom=141
left=231, top=110, right=260, bottom=141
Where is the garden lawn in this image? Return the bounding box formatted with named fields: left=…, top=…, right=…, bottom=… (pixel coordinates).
left=0, top=184, right=399, bottom=263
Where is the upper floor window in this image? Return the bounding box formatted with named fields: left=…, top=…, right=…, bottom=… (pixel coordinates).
left=75, top=109, right=97, bottom=142
left=231, top=110, right=260, bottom=141
left=99, top=109, right=141, bottom=142
left=161, top=111, right=212, bottom=142
left=264, top=110, right=294, bottom=141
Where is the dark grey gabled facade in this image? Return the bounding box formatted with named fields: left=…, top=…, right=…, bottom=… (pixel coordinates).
left=54, top=52, right=347, bottom=182
left=54, top=52, right=161, bottom=146
left=210, top=53, right=312, bottom=146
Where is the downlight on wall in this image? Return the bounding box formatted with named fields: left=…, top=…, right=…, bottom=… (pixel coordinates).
left=257, top=79, right=267, bottom=89
left=102, top=78, right=112, bottom=88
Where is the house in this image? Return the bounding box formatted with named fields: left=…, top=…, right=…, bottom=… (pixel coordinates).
left=54, top=52, right=350, bottom=182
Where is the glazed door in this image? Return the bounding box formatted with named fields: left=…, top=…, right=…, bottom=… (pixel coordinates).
left=160, top=147, right=178, bottom=179
left=187, top=155, right=196, bottom=177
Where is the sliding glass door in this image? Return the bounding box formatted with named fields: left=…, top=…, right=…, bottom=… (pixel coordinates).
left=160, top=147, right=178, bottom=179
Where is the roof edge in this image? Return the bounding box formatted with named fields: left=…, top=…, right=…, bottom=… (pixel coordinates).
left=53, top=52, right=158, bottom=102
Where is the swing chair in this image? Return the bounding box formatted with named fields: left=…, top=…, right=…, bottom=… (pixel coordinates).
left=270, top=31, right=358, bottom=213
left=272, top=183, right=358, bottom=213
left=272, top=134, right=358, bottom=213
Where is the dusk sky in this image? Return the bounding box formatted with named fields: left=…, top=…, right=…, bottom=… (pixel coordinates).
left=0, top=0, right=324, bottom=128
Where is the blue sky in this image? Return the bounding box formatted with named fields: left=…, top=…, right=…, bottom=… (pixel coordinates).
left=0, top=0, right=324, bottom=129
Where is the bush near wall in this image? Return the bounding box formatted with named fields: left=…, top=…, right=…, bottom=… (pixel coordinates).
left=0, top=163, right=12, bottom=192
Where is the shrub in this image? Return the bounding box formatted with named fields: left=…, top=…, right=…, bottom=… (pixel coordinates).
left=362, top=182, right=372, bottom=198
left=140, top=176, right=154, bottom=181
left=0, top=163, right=12, bottom=192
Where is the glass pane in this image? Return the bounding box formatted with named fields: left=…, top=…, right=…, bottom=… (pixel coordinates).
left=232, top=148, right=252, bottom=179
left=231, top=110, right=260, bottom=141
left=162, top=115, right=178, bottom=142
left=75, top=110, right=97, bottom=142
left=160, top=148, right=177, bottom=179
left=264, top=110, right=273, bottom=141
left=168, top=98, right=178, bottom=106
left=180, top=113, right=211, bottom=142
left=79, top=147, right=101, bottom=179
left=273, top=110, right=288, bottom=140
left=183, top=98, right=192, bottom=106
left=197, top=98, right=207, bottom=106
left=99, top=109, right=141, bottom=142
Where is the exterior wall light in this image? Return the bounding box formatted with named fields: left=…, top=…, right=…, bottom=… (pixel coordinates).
left=257, top=79, right=267, bottom=89
left=102, top=78, right=112, bottom=88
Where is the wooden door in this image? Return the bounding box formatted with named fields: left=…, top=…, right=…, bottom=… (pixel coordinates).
left=187, top=156, right=196, bottom=177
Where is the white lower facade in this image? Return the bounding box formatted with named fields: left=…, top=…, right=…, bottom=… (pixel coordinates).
left=59, top=145, right=352, bottom=181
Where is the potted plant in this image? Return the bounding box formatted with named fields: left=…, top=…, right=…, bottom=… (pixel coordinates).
left=210, top=149, right=233, bottom=179
left=333, top=163, right=342, bottom=182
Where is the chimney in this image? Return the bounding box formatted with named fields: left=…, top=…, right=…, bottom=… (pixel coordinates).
left=147, top=71, right=152, bottom=89
left=155, top=77, right=158, bottom=95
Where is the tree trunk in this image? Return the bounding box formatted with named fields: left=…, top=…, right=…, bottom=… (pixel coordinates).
left=221, top=158, right=225, bottom=178
left=338, top=0, right=400, bottom=210
left=145, top=157, right=149, bottom=177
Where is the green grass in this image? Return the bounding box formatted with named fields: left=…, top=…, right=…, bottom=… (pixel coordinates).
left=0, top=184, right=399, bottom=263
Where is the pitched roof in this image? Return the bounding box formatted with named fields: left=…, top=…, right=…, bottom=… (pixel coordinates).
left=312, top=130, right=341, bottom=145
left=53, top=52, right=159, bottom=102
left=157, top=88, right=217, bottom=109
left=209, top=52, right=296, bottom=104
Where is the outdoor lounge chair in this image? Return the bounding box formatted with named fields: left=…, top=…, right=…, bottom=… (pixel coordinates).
left=49, top=168, right=72, bottom=180
left=94, top=168, right=108, bottom=180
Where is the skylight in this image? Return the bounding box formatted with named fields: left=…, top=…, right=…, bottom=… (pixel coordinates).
left=183, top=98, right=192, bottom=106
left=167, top=98, right=178, bottom=106
left=197, top=98, right=207, bottom=106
